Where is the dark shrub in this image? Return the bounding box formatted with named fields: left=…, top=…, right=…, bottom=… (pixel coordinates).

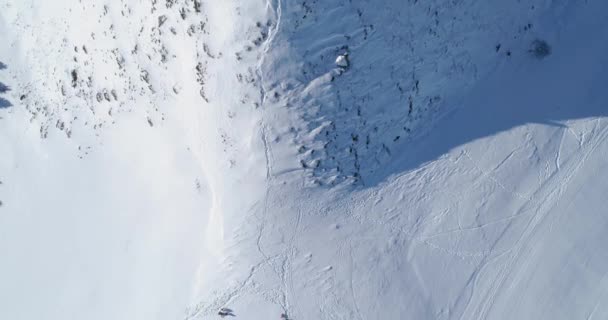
left=530, top=39, right=551, bottom=59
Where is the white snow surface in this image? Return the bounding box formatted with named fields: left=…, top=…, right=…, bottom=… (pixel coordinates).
left=1, top=0, right=608, bottom=319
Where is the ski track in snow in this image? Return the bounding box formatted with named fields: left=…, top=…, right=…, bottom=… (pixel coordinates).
left=464, top=120, right=608, bottom=320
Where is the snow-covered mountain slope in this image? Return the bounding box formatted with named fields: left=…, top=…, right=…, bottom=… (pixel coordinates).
left=1, top=0, right=608, bottom=319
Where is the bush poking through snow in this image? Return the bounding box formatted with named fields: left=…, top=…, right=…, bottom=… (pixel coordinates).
left=530, top=39, right=551, bottom=59
left=0, top=62, right=10, bottom=108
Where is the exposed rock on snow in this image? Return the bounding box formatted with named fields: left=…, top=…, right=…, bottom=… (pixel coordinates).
left=335, top=53, right=349, bottom=68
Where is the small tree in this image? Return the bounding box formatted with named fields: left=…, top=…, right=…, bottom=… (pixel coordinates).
left=530, top=39, right=551, bottom=59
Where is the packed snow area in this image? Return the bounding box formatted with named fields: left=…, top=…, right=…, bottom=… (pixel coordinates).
left=1, top=0, right=608, bottom=319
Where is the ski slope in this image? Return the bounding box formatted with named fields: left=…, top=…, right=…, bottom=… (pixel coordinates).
left=1, top=0, right=608, bottom=319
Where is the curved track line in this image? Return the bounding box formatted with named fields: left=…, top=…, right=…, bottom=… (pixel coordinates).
left=472, top=121, right=608, bottom=320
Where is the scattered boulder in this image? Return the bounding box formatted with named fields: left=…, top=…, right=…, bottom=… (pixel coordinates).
left=335, top=53, right=349, bottom=68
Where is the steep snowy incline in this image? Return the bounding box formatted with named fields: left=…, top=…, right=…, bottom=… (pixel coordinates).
left=257, top=0, right=557, bottom=186
left=1, top=0, right=608, bottom=320
left=185, top=0, right=608, bottom=319
left=0, top=0, right=274, bottom=319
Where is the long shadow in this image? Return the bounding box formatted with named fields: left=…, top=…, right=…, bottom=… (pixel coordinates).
left=364, top=3, right=608, bottom=187
left=0, top=97, right=11, bottom=109
left=0, top=60, right=12, bottom=109
left=0, top=82, right=11, bottom=109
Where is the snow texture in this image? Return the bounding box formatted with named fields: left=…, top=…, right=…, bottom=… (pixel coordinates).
left=1, top=0, right=608, bottom=319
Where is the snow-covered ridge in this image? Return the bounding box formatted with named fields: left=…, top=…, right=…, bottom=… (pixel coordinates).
left=0, top=0, right=278, bottom=319
left=2, top=0, right=554, bottom=184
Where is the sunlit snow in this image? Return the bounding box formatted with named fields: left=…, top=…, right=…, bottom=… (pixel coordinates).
left=1, top=0, right=608, bottom=319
